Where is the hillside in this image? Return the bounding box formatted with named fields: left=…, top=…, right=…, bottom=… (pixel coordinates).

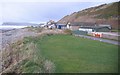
left=58, top=2, right=120, bottom=29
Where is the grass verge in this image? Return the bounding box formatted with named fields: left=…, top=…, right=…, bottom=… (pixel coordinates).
left=33, top=34, right=118, bottom=73
left=2, top=33, right=118, bottom=73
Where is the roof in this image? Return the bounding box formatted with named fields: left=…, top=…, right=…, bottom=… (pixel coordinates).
left=80, top=26, right=111, bottom=29
left=70, top=22, right=95, bottom=26
left=56, top=24, right=66, bottom=26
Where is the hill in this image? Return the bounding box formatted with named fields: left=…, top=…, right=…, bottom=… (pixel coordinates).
left=58, top=2, right=120, bottom=29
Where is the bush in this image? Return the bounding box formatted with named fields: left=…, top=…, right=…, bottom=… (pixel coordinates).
left=64, top=29, right=72, bottom=35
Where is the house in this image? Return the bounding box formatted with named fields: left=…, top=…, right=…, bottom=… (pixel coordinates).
left=71, top=22, right=95, bottom=26
left=46, top=20, right=57, bottom=29
left=66, top=22, right=70, bottom=29
left=78, top=25, right=111, bottom=37
left=79, top=25, right=111, bottom=32
left=72, top=23, right=112, bottom=37
left=67, top=22, right=95, bottom=30
left=69, top=25, right=80, bottom=30
left=47, top=24, right=54, bottom=29
left=56, top=24, right=67, bottom=29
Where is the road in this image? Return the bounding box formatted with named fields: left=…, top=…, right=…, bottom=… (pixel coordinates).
left=74, top=34, right=120, bottom=46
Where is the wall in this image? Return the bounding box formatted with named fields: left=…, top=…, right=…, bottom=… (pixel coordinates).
left=70, top=26, right=80, bottom=30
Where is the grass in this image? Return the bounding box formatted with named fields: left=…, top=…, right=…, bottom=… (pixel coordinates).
left=76, top=2, right=119, bottom=19
left=2, top=36, right=55, bottom=73
left=17, top=38, right=55, bottom=73
left=3, top=34, right=118, bottom=73
left=33, top=34, right=118, bottom=73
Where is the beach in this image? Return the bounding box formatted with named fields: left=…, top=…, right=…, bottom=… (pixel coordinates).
left=0, top=27, right=37, bottom=72
left=0, top=27, right=64, bottom=50
left=1, top=28, right=37, bottom=50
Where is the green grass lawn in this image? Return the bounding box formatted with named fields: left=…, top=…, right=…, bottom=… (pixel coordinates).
left=34, top=35, right=118, bottom=73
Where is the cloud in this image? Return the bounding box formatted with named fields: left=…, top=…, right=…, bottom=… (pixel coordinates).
left=0, top=0, right=119, bottom=2
left=0, top=1, right=118, bottom=23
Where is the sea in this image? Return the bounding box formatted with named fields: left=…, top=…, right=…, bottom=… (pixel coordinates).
left=0, top=22, right=45, bottom=33
left=0, top=25, right=28, bottom=33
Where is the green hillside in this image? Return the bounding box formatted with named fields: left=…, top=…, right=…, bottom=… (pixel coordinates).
left=76, top=2, right=119, bottom=19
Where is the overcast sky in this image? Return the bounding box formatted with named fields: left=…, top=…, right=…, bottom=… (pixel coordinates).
left=0, top=0, right=119, bottom=24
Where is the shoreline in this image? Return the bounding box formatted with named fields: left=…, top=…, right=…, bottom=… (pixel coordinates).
left=1, top=27, right=64, bottom=50
left=1, top=28, right=32, bottom=50
left=0, top=29, right=16, bottom=33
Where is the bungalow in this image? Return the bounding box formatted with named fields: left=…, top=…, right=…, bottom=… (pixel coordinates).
left=67, top=22, right=95, bottom=30
left=56, top=24, right=67, bottom=29
left=45, top=20, right=57, bottom=29
left=48, top=24, right=56, bottom=29
left=79, top=26, right=111, bottom=32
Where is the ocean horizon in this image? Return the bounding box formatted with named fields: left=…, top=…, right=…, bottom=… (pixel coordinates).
left=0, top=22, right=46, bottom=30
left=0, top=25, right=28, bottom=30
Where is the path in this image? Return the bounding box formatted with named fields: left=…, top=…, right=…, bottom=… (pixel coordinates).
left=74, top=34, right=120, bottom=46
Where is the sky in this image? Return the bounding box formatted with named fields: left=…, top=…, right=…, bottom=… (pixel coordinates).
left=0, top=0, right=119, bottom=24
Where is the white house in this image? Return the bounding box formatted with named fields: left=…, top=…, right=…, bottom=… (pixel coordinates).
left=79, top=28, right=93, bottom=32
left=66, top=22, right=70, bottom=29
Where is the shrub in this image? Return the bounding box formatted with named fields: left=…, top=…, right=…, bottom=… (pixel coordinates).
left=43, top=60, right=55, bottom=73
left=64, top=29, right=72, bottom=35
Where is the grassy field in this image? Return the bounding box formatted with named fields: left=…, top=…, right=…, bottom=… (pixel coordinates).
left=32, top=34, right=118, bottom=73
